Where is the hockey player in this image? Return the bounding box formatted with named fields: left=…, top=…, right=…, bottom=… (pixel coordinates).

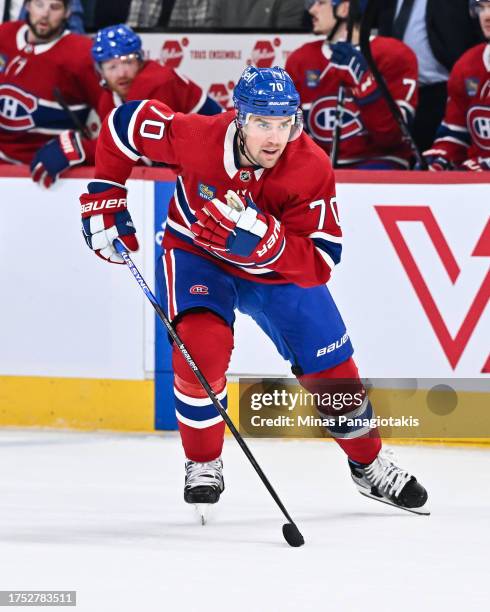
left=0, top=0, right=102, bottom=173
left=424, top=0, right=490, bottom=171
left=30, top=24, right=223, bottom=187
left=285, top=0, right=418, bottom=169
left=93, top=25, right=222, bottom=122
left=79, top=66, right=429, bottom=516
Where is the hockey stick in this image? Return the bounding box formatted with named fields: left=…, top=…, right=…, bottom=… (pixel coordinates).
left=359, top=0, right=427, bottom=169
left=113, top=239, right=305, bottom=548
left=53, top=87, right=91, bottom=139
left=330, top=2, right=357, bottom=168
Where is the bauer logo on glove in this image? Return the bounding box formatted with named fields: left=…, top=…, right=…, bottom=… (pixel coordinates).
left=80, top=181, right=139, bottom=264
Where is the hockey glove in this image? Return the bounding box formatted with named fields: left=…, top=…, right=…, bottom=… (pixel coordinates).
left=80, top=181, right=139, bottom=264
left=422, top=149, right=454, bottom=171
left=460, top=157, right=490, bottom=172
left=328, top=42, right=378, bottom=100
left=191, top=190, right=285, bottom=266
left=31, top=130, right=86, bottom=188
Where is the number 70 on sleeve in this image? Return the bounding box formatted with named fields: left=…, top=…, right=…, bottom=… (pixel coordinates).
left=309, top=197, right=340, bottom=229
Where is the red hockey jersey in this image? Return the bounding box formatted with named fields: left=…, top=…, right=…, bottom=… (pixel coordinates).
left=0, top=21, right=102, bottom=164
left=94, top=100, right=342, bottom=288
left=285, top=36, right=418, bottom=168
left=81, top=60, right=219, bottom=163
left=429, top=43, right=490, bottom=165
left=97, top=60, right=210, bottom=120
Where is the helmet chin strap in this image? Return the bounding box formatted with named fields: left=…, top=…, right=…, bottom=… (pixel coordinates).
left=236, top=123, right=262, bottom=167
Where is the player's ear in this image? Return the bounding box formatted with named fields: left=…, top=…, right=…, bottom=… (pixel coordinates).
left=337, top=0, right=350, bottom=19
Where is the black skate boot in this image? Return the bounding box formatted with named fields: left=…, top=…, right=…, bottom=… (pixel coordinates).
left=349, top=449, right=429, bottom=515
left=184, top=458, right=224, bottom=523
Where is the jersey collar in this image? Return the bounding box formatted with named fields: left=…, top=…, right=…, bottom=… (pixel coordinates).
left=223, top=119, right=264, bottom=181
left=484, top=44, right=490, bottom=72
left=16, top=23, right=70, bottom=55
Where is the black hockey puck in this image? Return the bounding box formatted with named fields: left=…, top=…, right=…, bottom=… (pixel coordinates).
left=282, top=523, right=305, bottom=547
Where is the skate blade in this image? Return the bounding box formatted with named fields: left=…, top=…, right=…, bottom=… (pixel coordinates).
left=194, top=503, right=211, bottom=525
left=358, top=489, right=431, bottom=516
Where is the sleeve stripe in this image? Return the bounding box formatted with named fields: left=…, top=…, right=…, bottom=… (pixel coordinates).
left=312, top=237, right=342, bottom=265
left=315, top=247, right=335, bottom=271
left=128, top=100, right=148, bottom=152
left=107, top=108, right=140, bottom=162
left=436, top=136, right=470, bottom=147
left=441, top=121, right=469, bottom=133
left=309, top=230, right=342, bottom=244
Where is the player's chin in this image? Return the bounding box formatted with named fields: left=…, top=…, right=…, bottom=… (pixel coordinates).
left=260, top=150, right=282, bottom=167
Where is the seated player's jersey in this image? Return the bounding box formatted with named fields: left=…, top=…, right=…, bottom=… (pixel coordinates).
left=0, top=21, right=102, bottom=164
left=285, top=36, right=418, bottom=169
left=82, top=60, right=222, bottom=163
left=97, top=60, right=219, bottom=120
left=429, top=43, right=490, bottom=165
left=95, top=100, right=342, bottom=288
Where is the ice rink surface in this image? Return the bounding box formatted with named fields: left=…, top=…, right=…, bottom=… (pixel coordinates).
left=0, top=430, right=488, bottom=612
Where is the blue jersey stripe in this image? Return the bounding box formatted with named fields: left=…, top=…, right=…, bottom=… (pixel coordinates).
left=435, top=122, right=471, bottom=146
left=311, top=237, right=342, bottom=265
left=112, top=101, right=142, bottom=157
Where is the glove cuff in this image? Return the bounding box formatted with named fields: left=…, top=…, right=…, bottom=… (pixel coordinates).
left=80, top=186, right=128, bottom=218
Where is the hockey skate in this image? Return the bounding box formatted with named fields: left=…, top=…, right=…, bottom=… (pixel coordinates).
left=349, top=449, right=430, bottom=515
left=184, top=458, right=225, bottom=525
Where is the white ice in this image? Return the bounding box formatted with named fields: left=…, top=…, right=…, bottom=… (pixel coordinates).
left=0, top=430, right=488, bottom=612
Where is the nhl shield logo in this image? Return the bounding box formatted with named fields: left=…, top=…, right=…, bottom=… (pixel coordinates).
left=239, top=170, right=251, bottom=182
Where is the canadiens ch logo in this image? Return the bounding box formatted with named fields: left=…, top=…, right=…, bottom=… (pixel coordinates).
left=307, top=96, right=363, bottom=143
left=239, top=170, right=251, bottom=182
left=0, top=54, right=7, bottom=73
left=0, top=84, right=37, bottom=130
left=467, top=106, right=490, bottom=150
left=190, top=284, right=209, bottom=295
left=198, top=183, right=216, bottom=201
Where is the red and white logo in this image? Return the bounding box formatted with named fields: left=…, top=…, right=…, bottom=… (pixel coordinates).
left=208, top=82, right=234, bottom=110
left=376, top=206, right=490, bottom=372
left=160, top=39, right=187, bottom=68
left=0, top=85, right=37, bottom=130
left=468, top=105, right=490, bottom=150
left=250, top=39, right=280, bottom=68
left=190, top=284, right=209, bottom=295
left=307, top=96, right=363, bottom=143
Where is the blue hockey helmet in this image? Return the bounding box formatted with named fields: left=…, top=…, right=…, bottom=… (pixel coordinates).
left=469, top=0, right=490, bottom=17
left=92, top=24, right=143, bottom=64
left=233, top=66, right=303, bottom=141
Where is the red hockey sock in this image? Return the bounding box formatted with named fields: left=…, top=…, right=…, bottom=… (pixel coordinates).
left=172, top=311, right=233, bottom=463
left=298, top=357, right=381, bottom=464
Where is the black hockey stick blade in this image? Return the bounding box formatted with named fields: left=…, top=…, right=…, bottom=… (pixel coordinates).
left=283, top=523, right=305, bottom=547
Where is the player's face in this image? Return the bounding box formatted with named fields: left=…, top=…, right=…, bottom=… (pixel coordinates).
left=307, top=0, right=339, bottom=35
left=242, top=115, right=293, bottom=168
left=100, top=56, right=142, bottom=99
left=476, top=2, right=490, bottom=38
left=26, top=0, right=69, bottom=42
